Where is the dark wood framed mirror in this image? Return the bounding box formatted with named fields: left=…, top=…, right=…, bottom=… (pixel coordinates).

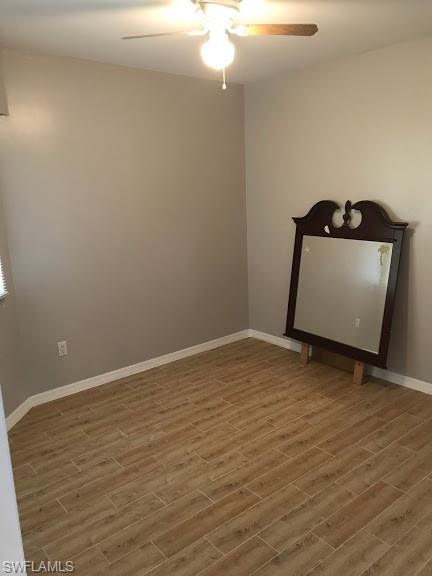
left=285, top=200, right=408, bottom=369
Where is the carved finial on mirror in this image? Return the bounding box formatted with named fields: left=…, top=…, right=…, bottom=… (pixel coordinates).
left=343, top=201, right=352, bottom=227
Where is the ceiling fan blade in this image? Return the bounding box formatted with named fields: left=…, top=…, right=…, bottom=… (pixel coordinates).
left=122, top=30, right=187, bottom=40
left=245, top=24, right=318, bottom=37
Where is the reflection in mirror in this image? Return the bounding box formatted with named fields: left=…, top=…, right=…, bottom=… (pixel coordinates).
left=294, top=236, right=393, bottom=353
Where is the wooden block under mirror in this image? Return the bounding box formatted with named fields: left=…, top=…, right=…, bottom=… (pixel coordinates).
left=300, top=343, right=311, bottom=366
left=311, top=346, right=366, bottom=385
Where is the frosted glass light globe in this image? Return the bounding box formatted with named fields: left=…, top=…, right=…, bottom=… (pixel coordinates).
left=201, top=35, right=235, bottom=70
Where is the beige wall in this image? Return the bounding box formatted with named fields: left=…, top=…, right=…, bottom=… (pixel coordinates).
left=245, top=35, right=432, bottom=382
left=0, top=50, right=248, bottom=406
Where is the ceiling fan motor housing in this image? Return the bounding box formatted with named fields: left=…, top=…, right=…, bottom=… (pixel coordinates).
left=195, top=0, right=241, bottom=32
left=194, top=0, right=241, bottom=10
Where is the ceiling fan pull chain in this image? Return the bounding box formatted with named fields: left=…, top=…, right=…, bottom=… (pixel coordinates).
left=222, top=66, right=227, bottom=91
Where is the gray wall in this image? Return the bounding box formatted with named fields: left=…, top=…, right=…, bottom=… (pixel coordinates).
left=245, top=35, right=432, bottom=383
left=2, top=35, right=432, bottom=414
left=0, top=50, right=248, bottom=405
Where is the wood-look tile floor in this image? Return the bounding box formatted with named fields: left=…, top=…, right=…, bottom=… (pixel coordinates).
left=8, top=338, right=432, bottom=576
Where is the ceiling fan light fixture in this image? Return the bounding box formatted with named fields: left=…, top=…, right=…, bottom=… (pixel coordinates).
left=200, top=30, right=235, bottom=70
left=122, top=0, right=318, bottom=88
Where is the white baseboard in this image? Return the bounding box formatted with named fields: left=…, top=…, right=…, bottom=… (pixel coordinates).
left=247, top=329, right=301, bottom=353
left=5, top=398, right=33, bottom=431
left=6, top=327, right=432, bottom=431
left=6, top=330, right=249, bottom=430
left=370, top=366, right=432, bottom=395
left=248, top=329, right=432, bottom=396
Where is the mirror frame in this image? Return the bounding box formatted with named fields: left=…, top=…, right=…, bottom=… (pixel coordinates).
left=285, top=200, right=408, bottom=368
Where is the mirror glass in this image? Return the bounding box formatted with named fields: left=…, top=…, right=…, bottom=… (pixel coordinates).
left=294, top=236, right=393, bottom=353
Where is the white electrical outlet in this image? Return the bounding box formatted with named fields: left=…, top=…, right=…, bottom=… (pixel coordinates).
left=354, top=318, right=361, bottom=328
left=57, top=340, right=68, bottom=357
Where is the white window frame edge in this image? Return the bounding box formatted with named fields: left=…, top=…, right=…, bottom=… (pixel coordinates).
left=0, top=257, right=8, bottom=301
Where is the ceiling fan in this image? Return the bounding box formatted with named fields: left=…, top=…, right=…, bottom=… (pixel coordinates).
left=122, top=0, right=318, bottom=89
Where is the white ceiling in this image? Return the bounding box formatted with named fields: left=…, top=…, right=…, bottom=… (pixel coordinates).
left=1, top=0, right=432, bottom=83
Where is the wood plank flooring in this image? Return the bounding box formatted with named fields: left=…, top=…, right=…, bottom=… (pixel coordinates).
left=8, top=338, right=432, bottom=576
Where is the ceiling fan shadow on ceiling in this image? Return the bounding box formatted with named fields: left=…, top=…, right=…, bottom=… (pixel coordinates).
left=122, top=0, right=318, bottom=90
